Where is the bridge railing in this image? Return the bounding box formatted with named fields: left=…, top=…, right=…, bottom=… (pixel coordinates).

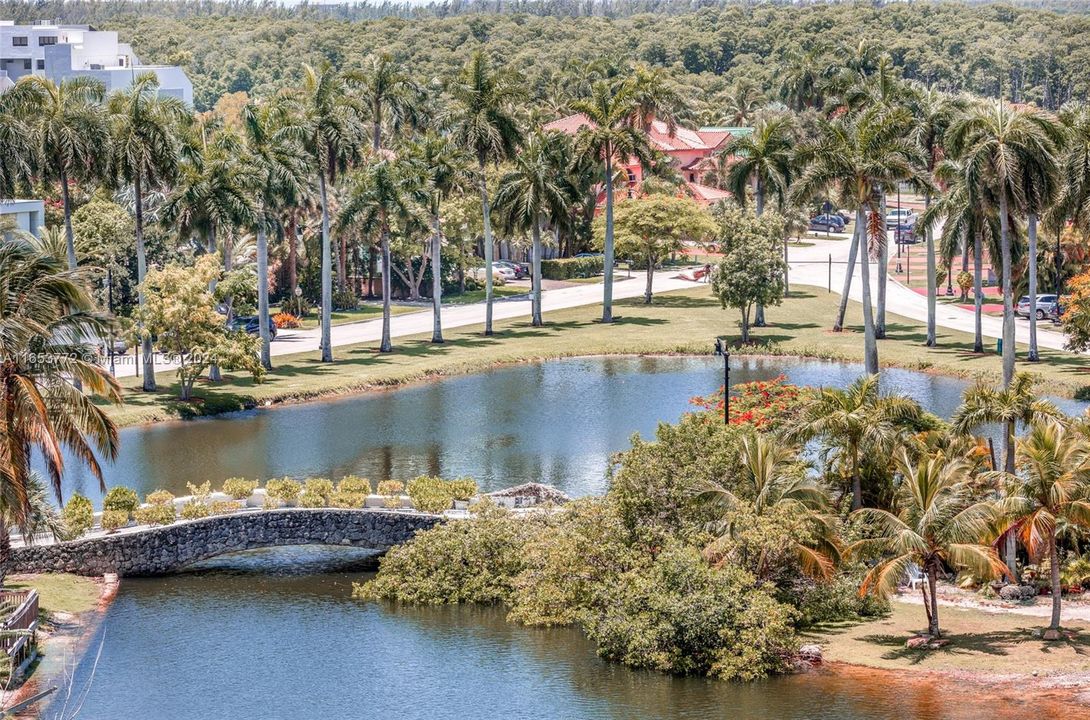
left=0, top=589, right=39, bottom=668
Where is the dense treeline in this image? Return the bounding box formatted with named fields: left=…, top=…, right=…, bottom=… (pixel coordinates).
left=6, top=1, right=1090, bottom=110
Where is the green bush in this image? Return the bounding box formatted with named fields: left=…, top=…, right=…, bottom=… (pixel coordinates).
left=146, top=489, right=175, bottom=507
left=186, top=481, right=212, bottom=502
left=135, top=504, right=176, bottom=526
left=209, top=500, right=241, bottom=515
left=181, top=501, right=211, bottom=520
left=337, top=475, right=372, bottom=494
left=376, top=480, right=404, bottom=496
left=298, top=490, right=327, bottom=508
left=407, top=475, right=456, bottom=513
left=222, top=477, right=258, bottom=500
left=62, top=494, right=94, bottom=539
left=266, top=478, right=302, bottom=503
left=448, top=478, right=478, bottom=501
left=541, top=256, right=603, bottom=280
left=330, top=491, right=367, bottom=509
left=100, top=509, right=130, bottom=532
left=332, top=288, right=358, bottom=311
left=305, top=478, right=335, bottom=500
left=102, top=487, right=139, bottom=514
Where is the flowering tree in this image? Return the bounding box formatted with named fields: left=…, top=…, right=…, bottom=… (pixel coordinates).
left=1061, top=269, right=1090, bottom=352
left=135, top=254, right=264, bottom=400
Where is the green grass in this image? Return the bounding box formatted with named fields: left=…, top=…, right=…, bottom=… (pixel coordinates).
left=6, top=574, right=100, bottom=616
left=809, top=601, right=1090, bottom=676
left=443, top=286, right=526, bottom=304
left=272, top=303, right=421, bottom=330
left=104, top=285, right=1090, bottom=427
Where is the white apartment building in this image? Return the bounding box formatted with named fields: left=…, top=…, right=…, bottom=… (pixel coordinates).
left=0, top=21, right=192, bottom=104
left=0, top=199, right=44, bottom=238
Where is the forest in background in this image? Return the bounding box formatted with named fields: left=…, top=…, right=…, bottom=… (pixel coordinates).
left=3, top=0, right=1090, bottom=111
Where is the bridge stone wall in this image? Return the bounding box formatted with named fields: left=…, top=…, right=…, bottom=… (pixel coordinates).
left=9, top=509, right=442, bottom=577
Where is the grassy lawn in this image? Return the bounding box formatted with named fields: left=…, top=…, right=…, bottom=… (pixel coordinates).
left=271, top=303, right=421, bottom=329
left=104, top=285, right=1090, bottom=426
left=6, top=574, right=100, bottom=616
left=810, top=601, right=1090, bottom=677
left=443, top=286, right=526, bottom=304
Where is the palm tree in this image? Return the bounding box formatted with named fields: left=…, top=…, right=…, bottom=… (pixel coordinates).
left=1050, top=103, right=1090, bottom=296
left=908, top=85, right=965, bottom=347
left=298, top=62, right=365, bottom=362
left=495, top=131, right=569, bottom=327
left=853, top=447, right=1006, bottom=638
left=794, top=107, right=926, bottom=373
left=240, top=100, right=308, bottom=369
left=791, top=374, right=923, bottom=510
left=779, top=45, right=831, bottom=111
left=718, top=81, right=764, bottom=127
left=447, top=50, right=522, bottom=336
left=17, top=76, right=111, bottom=271
left=952, top=372, right=1062, bottom=574
left=0, top=238, right=121, bottom=581
left=0, top=88, right=35, bottom=201
left=571, top=80, right=654, bottom=324
left=338, top=156, right=424, bottom=353
left=999, top=419, right=1090, bottom=638
left=107, top=73, right=186, bottom=391
left=948, top=101, right=1063, bottom=387
left=700, top=433, right=840, bottom=581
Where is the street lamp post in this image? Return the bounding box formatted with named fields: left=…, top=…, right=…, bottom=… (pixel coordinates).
left=714, top=338, right=730, bottom=424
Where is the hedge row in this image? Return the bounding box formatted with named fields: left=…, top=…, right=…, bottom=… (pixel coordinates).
left=541, top=256, right=603, bottom=280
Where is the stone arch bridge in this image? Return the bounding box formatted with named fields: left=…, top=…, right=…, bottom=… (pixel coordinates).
left=9, top=509, right=442, bottom=577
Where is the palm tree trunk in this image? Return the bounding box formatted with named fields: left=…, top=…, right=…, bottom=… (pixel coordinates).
left=257, top=215, right=272, bottom=371
left=61, top=168, right=77, bottom=270
left=208, top=223, right=222, bottom=382
left=602, top=153, right=616, bottom=323
left=927, top=566, right=940, bottom=638
left=858, top=209, right=879, bottom=375
left=1047, top=535, right=1063, bottom=633
left=431, top=206, right=444, bottom=344
left=287, top=212, right=299, bottom=306
left=999, top=190, right=1015, bottom=387
left=925, top=192, right=937, bottom=347
left=380, top=220, right=393, bottom=353
left=478, top=160, right=495, bottom=336
left=0, top=515, right=10, bottom=588
left=135, top=177, right=156, bottom=392
left=319, top=170, right=333, bottom=362
left=876, top=194, right=887, bottom=340
left=1003, top=418, right=1018, bottom=581
left=337, top=234, right=347, bottom=292
left=850, top=445, right=862, bottom=511
left=754, top=183, right=766, bottom=327
left=834, top=218, right=861, bottom=332
left=530, top=217, right=543, bottom=326
left=960, top=235, right=970, bottom=301
left=974, top=231, right=984, bottom=353
left=1028, top=212, right=1040, bottom=362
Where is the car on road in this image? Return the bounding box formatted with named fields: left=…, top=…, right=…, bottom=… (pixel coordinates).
left=230, top=315, right=278, bottom=338
left=808, top=214, right=845, bottom=232
left=886, top=208, right=915, bottom=226
left=1016, top=294, right=1058, bottom=320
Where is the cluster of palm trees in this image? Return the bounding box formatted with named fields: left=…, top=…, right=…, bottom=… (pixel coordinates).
left=705, top=372, right=1090, bottom=640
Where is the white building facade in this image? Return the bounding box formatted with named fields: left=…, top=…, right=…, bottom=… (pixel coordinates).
left=0, top=21, right=192, bottom=104
left=0, top=199, right=45, bottom=238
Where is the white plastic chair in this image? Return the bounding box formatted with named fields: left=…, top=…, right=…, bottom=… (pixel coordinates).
left=906, top=562, right=926, bottom=591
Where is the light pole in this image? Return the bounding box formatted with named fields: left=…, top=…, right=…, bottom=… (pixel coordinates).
left=714, top=338, right=730, bottom=425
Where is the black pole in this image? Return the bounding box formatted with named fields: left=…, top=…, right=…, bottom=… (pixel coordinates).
left=107, top=265, right=115, bottom=377
left=724, top=350, right=730, bottom=425
left=1056, top=226, right=1063, bottom=296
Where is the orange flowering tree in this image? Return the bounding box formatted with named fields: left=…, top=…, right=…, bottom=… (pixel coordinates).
left=690, top=375, right=810, bottom=431
left=1061, top=269, right=1090, bottom=352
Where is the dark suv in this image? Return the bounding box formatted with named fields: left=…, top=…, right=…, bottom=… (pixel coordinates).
left=230, top=315, right=277, bottom=338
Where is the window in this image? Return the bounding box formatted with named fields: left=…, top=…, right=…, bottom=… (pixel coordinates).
left=22, top=60, right=30, bottom=70
left=38, top=36, right=58, bottom=46
left=12, top=36, right=28, bottom=47
left=36, top=60, right=44, bottom=70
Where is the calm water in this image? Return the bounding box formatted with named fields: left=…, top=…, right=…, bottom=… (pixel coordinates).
left=50, top=358, right=1090, bottom=719
left=55, top=356, right=1090, bottom=504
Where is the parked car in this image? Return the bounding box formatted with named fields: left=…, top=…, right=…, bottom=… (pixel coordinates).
left=230, top=315, right=277, bottom=338
left=809, top=214, right=845, bottom=232
left=893, top=218, right=918, bottom=244
left=574, top=252, right=604, bottom=258
left=491, top=262, right=518, bottom=281
left=885, top=208, right=915, bottom=226
left=494, top=260, right=527, bottom=279
left=1015, top=294, right=1058, bottom=320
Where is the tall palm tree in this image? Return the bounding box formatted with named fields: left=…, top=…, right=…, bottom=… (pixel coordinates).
left=952, top=372, right=1062, bottom=574
left=999, top=419, right=1090, bottom=638
left=17, top=76, right=110, bottom=271
left=241, top=100, right=308, bottom=369
left=791, top=374, right=924, bottom=510
left=853, top=447, right=1006, bottom=638
left=338, top=156, right=424, bottom=353
left=0, top=88, right=35, bottom=201
left=298, top=62, right=365, bottom=362
left=718, top=81, right=764, bottom=127
left=1049, top=103, right=1090, bottom=294
left=107, top=73, right=186, bottom=391
left=908, top=85, right=965, bottom=347
left=794, top=107, right=926, bottom=373
left=0, top=238, right=121, bottom=581
left=948, top=101, right=1063, bottom=387
left=495, top=131, right=569, bottom=327
left=447, top=50, right=522, bottom=336
left=571, top=80, right=654, bottom=324
left=700, top=433, right=840, bottom=581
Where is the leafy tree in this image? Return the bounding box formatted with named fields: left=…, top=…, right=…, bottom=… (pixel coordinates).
left=853, top=447, right=1006, bottom=639
left=1060, top=267, right=1090, bottom=352
left=0, top=87, right=34, bottom=200
left=71, top=194, right=135, bottom=311
left=134, top=254, right=264, bottom=401
left=710, top=208, right=787, bottom=342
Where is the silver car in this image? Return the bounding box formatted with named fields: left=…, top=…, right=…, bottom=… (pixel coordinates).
left=1016, top=294, right=1058, bottom=320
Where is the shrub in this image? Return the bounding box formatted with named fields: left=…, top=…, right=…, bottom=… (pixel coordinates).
left=135, top=504, right=176, bottom=526
left=271, top=312, right=300, bottom=329
left=448, top=478, right=478, bottom=501
left=146, top=489, right=175, bottom=507
left=262, top=494, right=281, bottom=510
left=209, top=500, right=241, bottom=515
left=407, top=475, right=456, bottom=513
left=492, top=272, right=507, bottom=286
left=102, top=486, right=139, bottom=514
left=181, top=501, right=211, bottom=520
left=186, top=481, right=212, bottom=503
left=298, top=490, right=327, bottom=508
left=541, top=256, right=604, bottom=280
left=337, top=476, right=372, bottom=494
left=332, top=288, right=358, bottom=310
left=62, top=494, right=94, bottom=539
left=377, top=480, right=405, bottom=509
left=266, top=478, right=301, bottom=503
left=222, top=477, right=258, bottom=501
left=305, top=478, right=334, bottom=501
left=330, top=491, right=367, bottom=509
left=100, top=509, right=130, bottom=533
